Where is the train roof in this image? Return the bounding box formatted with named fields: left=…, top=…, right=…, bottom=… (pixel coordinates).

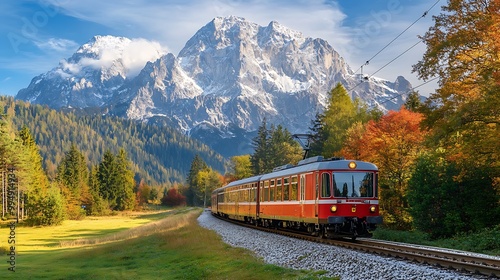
left=224, top=174, right=262, bottom=188
left=213, top=157, right=378, bottom=194
left=261, top=159, right=377, bottom=180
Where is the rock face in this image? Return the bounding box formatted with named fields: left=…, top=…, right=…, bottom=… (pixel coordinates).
left=16, top=16, right=413, bottom=156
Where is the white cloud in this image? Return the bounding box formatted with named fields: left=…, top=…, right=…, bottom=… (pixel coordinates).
left=34, top=38, right=79, bottom=52
left=60, top=59, right=80, bottom=74
left=121, top=39, right=165, bottom=77
left=57, top=37, right=166, bottom=79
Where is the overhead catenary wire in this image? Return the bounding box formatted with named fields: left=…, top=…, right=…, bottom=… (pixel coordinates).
left=345, top=0, right=442, bottom=106
left=348, top=40, right=423, bottom=93
left=370, top=40, right=421, bottom=77
left=352, top=0, right=441, bottom=76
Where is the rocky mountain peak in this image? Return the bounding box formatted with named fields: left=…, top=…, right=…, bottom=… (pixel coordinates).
left=76, top=35, right=131, bottom=56
left=16, top=16, right=414, bottom=156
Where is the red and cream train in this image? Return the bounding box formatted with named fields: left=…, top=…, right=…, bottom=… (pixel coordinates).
left=211, top=156, right=383, bottom=239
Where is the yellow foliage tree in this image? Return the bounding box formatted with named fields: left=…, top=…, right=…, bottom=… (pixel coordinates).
left=413, top=0, right=499, bottom=177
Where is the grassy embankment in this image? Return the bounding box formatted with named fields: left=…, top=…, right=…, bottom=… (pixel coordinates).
left=373, top=226, right=500, bottom=256
left=0, top=208, right=335, bottom=280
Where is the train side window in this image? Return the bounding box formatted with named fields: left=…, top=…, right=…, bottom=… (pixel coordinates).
left=290, top=176, right=298, bottom=200
left=283, top=177, right=290, bottom=201
left=321, top=173, right=332, bottom=198
left=270, top=179, right=275, bottom=201
left=264, top=181, right=269, bottom=201
left=276, top=178, right=283, bottom=201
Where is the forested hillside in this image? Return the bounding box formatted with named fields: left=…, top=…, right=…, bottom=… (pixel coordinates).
left=0, top=96, right=228, bottom=185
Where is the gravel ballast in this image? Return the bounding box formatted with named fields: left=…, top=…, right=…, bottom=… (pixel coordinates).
left=197, top=210, right=491, bottom=279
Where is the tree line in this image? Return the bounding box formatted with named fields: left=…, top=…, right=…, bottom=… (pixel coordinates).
left=0, top=96, right=230, bottom=225
left=0, top=97, right=228, bottom=185
left=0, top=116, right=140, bottom=225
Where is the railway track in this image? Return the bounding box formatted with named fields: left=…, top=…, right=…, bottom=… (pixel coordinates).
left=214, top=214, right=500, bottom=278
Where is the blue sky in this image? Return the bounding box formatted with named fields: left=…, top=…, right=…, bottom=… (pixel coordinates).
left=0, top=0, right=442, bottom=97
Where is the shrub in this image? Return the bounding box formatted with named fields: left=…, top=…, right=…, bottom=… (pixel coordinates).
left=161, top=188, right=186, bottom=207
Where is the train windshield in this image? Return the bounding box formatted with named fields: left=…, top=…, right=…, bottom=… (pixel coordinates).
left=332, top=172, right=376, bottom=198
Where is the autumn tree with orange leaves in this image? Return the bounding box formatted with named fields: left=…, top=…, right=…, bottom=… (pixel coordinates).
left=413, top=0, right=499, bottom=176
left=342, top=108, right=427, bottom=229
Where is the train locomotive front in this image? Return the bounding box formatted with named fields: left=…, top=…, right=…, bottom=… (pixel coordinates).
left=211, top=156, right=383, bottom=239
left=313, top=159, right=383, bottom=239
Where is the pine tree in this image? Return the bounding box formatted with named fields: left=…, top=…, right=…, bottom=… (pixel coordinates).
left=96, top=149, right=135, bottom=211
left=403, top=91, right=423, bottom=112
left=0, top=114, right=20, bottom=219
left=250, top=119, right=271, bottom=174
left=308, top=112, right=325, bottom=157
left=18, top=126, right=64, bottom=225
left=185, top=154, right=208, bottom=206
left=56, top=144, right=91, bottom=219
left=114, top=148, right=135, bottom=210
left=97, top=150, right=118, bottom=209
left=268, top=124, right=302, bottom=168
left=88, top=165, right=108, bottom=215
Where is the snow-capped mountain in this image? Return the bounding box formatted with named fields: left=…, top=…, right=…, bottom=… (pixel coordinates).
left=17, top=36, right=165, bottom=108
left=16, top=16, right=413, bottom=157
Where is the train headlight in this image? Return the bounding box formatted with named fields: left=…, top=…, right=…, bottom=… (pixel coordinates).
left=370, top=206, right=376, bottom=213
left=348, top=161, right=357, bottom=169
left=330, top=205, right=337, bottom=213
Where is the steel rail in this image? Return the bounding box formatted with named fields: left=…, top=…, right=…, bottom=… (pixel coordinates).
left=212, top=214, right=500, bottom=278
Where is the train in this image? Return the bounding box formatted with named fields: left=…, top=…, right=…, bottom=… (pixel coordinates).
left=211, top=156, right=383, bottom=239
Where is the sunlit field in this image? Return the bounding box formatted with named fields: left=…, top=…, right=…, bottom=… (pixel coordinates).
left=0, top=208, right=334, bottom=279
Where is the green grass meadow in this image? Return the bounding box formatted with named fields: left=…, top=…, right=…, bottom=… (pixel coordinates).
left=1, top=208, right=335, bottom=280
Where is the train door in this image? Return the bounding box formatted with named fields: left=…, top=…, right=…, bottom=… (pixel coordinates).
left=256, top=181, right=262, bottom=218
left=315, top=172, right=319, bottom=217
left=235, top=186, right=240, bottom=218
left=300, top=174, right=306, bottom=218
left=213, top=192, right=217, bottom=213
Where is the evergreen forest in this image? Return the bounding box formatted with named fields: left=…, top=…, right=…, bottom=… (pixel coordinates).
left=1, top=96, right=228, bottom=185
